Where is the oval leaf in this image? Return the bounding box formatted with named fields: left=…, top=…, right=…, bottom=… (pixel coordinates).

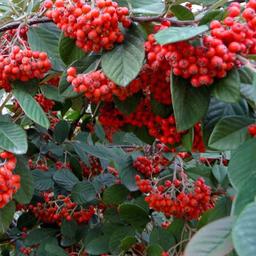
left=171, top=75, right=210, bottom=131
left=208, top=116, right=253, bottom=150
left=102, top=25, right=145, bottom=86
left=212, top=69, right=241, bottom=103
left=13, top=88, right=50, bottom=129
left=184, top=217, right=234, bottom=256
left=171, top=5, right=194, bottom=20
left=0, top=122, right=27, bottom=154
left=0, top=201, right=15, bottom=234
left=71, top=181, right=96, bottom=204
left=228, top=139, right=256, bottom=190
left=155, top=25, right=209, bottom=45
left=233, top=202, right=256, bottom=256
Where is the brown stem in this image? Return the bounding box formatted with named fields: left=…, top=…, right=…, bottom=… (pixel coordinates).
left=0, top=17, right=52, bottom=33
left=0, top=15, right=198, bottom=34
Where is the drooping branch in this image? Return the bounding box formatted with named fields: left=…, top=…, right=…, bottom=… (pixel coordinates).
left=0, top=15, right=198, bottom=33
left=0, top=17, right=52, bottom=33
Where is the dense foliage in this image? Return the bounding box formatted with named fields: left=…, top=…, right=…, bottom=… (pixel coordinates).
left=0, top=0, right=256, bottom=255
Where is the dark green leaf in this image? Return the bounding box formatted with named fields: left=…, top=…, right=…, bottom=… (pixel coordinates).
left=13, top=87, right=50, bottom=129
left=113, top=92, right=141, bottom=115
left=119, top=203, right=150, bottom=231
left=171, top=75, right=210, bottom=131
left=28, top=23, right=65, bottom=71
left=150, top=227, right=176, bottom=250
left=155, top=25, right=209, bottom=45
left=59, top=34, right=85, bottom=65
left=13, top=157, right=34, bottom=204
left=208, top=116, right=253, bottom=150
left=17, top=212, right=37, bottom=230
left=53, top=169, right=79, bottom=191
left=0, top=201, right=15, bottom=234
left=85, top=235, right=109, bottom=255
left=25, top=229, right=58, bottom=246
left=150, top=97, right=173, bottom=118
left=171, top=5, right=194, bottom=20
left=102, top=25, right=145, bottom=86
left=212, top=69, right=241, bottom=103
left=0, top=122, right=27, bottom=154
left=32, top=169, right=54, bottom=191
left=147, top=244, right=163, bottom=256
left=103, top=184, right=129, bottom=205
left=53, top=120, right=70, bottom=143
left=40, top=85, right=64, bottom=103
left=199, top=10, right=225, bottom=25
left=71, top=181, right=96, bottom=204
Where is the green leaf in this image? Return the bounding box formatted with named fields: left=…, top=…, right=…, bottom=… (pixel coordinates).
left=182, top=128, right=194, bottom=151
left=59, top=55, right=100, bottom=98
left=228, top=139, right=256, bottom=190
left=231, top=177, right=256, bottom=216
left=85, top=235, right=109, bottom=255
left=208, top=116, right=253, bottom=150
left=13, top=87, right=50, bottom=129
left=240, top=83, right=256, bottom=109
left=170, top=5, right=194, bottom=20
left=147, top=244, right=163, bottom=256
left=103, top=184, right=129, bottom=205
left=28, top=23, right=65, bottom=71
left=32, top=169, right=54, bottom=191
left=233, top=202, right=256, bottom=256
left=71, top=181, right=96, bottom=204
left=102, top=25, right=145, bottom=86
left=212, top=164, right=227, bottom=184
left=53, top=120, right=70, bottom=143
left=119, top=203, right=150, bottom=231
left=113, top=92, right=141, bottom=115
left=17, top=212, right=37, bottom=230
left=198, top=196, right=232, bottom=228
left=13, top=157, right=34, bottom=204
left=25, top=229, right=57, bottom=246
left=212, top=69, right=241, bottom=103
left=155, top=25, right=209, bottom=45
left=53, top=169, right=79, bottom=191
left=59, top=34, right=85, bottom=66
left=171, top=75, right=210, bottom=131
left=150, top=227, right=176, bottom=251
left=184, top=217, right=234, bottom=256
left=40, top=85, right=64, bottom=103
left=199, top=10, right=225, bottom=25
left=117, top=158, right=138, bottom=191
left=120, top=236, right=137, bottom=250
left=150, top=97, right=173, bottom=118
left=0, top=122, right=27, bottom=154
left=0, top=201, right=15, bottom=234
left=45, top=243, right=68, bottom=256
left=131, top=0, right=165, bottom=15
left=109, top=226, right=135, bottom=253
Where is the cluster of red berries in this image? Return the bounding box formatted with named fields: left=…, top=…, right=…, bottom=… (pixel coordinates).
left=137, top=173, right=213, bottom=220
left=0, top=152, right=20, bottom=208
left=34, top=93, right=55, bottom=112
left=210, top=2, right=256, bottom=55
left=248, top=124, right=256, bottom=136
left=99, top=99, right=183, bottom=146
left=81, top=156, right=103, bottom=177
left=0, top=47, right=51, bottom=91
left=145, top=21, right=236, bottom=88
left=45, top=0, right=131, bottom=53
left=67, top=67, right=143, bottom=103
left=28, top=159, right=49, bottom=171
left=20, top=247, right=32, bottom=256
left=133, top=156, right=161, bottom=177
left=29, top=193, right=95, bottom=224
